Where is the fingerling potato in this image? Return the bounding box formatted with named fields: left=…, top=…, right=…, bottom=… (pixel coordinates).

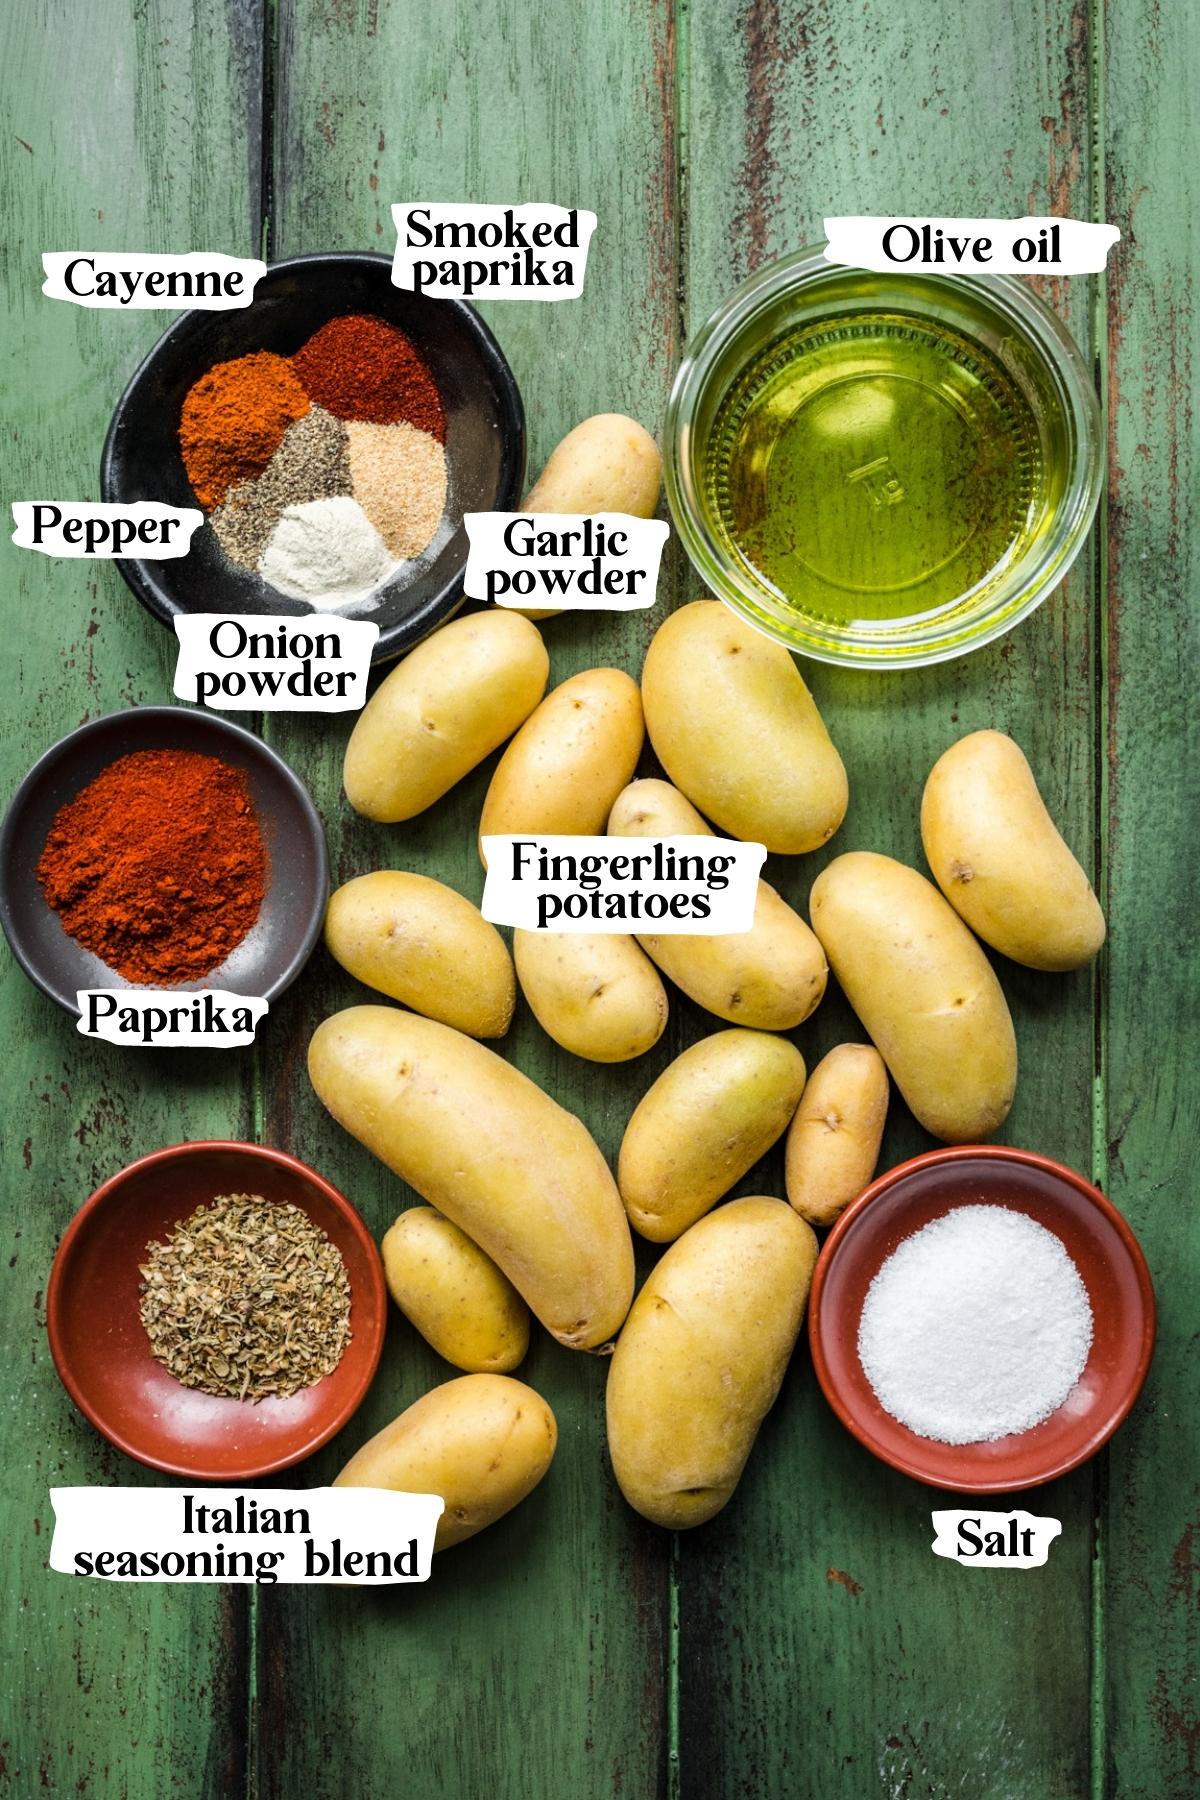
left=784, top=1043, right=889, bottom=1226
left=514, top=930, right=668, bottom=1062
left=608, top=779, right=827, bottom=1028
left=921, top=729, right=1105, bottom=971
left=381, top=1208, right=529, bottom=1372
left=525, top=413, right=662, bottom=518
left=479, top=668, right=644, bottom=863
left=809, top=852, right=1017, bottom=1143
left=344, top=610, right=548, bottom=821
left=334, top=1374, right=556, bottom=1551
left=309, top=1007, right=634, bottom=1348
left=516, top=414, right=663, bottom=620
left=606, top=1198, right=817, bottom=1528
left=640, top=602, right=848, bottom=853
left=325, top=871, right=515, bottom=1039
left=618, top=1028, right=806, bottom=1241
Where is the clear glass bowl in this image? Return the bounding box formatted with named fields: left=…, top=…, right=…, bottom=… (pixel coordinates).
left=664, top=246, right=1103, bottom=669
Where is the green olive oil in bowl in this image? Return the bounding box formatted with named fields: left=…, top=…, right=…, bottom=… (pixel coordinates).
left=666, top=250, right=1102, bottom=668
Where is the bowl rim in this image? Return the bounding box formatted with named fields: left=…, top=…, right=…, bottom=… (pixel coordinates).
left=0, top=704, right=330, bottom=1017
left=664, top=243, right=1104, bottom=670
left=99, top=249, right=527, bottom=664
left=807, top=1143, right=1157, bottom=1493
left=46, top=1138, right=388, bottom=1479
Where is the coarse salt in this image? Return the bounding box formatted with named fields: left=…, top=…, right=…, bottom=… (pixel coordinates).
left=857, top=1204, right=1093, bottom=1444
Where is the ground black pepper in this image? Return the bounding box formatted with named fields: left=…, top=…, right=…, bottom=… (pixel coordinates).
left=211, top=404, right=351, bottom=570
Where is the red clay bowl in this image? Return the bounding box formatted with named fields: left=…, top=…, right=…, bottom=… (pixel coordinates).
left=808, top=1146, right=1155, bottom=1494
left=48, top=1141, right=387, bottom=1480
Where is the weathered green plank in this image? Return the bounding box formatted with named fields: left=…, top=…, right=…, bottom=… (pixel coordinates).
left=678, top=3, right=1101, bottom=1795
left=0, top=2, right=263, bottom=1793
left=259, top=3, right=678, bottom=1795
left=4, top=5, right=1192, bottom=1799
left=1101, top=2, right=1200, bottom=1793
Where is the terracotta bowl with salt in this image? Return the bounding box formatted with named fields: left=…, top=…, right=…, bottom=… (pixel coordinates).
left=808, top=1145, right=1156, bottom=1494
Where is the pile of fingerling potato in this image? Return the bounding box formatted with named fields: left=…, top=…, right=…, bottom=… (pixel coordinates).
left=317, top=413, right=1106, bottom=1551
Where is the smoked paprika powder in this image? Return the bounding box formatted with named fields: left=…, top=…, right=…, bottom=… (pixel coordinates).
left=292, top=314, right=446, bottom=435
left=36, top=748, right=268, bottom=985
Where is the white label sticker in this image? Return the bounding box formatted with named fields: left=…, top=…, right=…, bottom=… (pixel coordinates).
left=480, top=835, right=765, bottom=933
left=391, top=203, right=597, bottom=299
left=12, top=502, right=203, bottom=559
left=931, top=1509, right=1063, bottom=1569
left=50, top=1487, right=444, bottom=1584
left=41, top=252, right=267, bottom=310
left=464, top=512, right=668, bottom=612
left=77, top=989, right=268, bottom=1048
left=824, top=216, right=1120, bottom=275
left=173, top=614, right=379, bottom=712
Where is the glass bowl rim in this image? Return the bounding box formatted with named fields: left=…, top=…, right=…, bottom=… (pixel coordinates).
left=663, top=243, right=1103, bottom=669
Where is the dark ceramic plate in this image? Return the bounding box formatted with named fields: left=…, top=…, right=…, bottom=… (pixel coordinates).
left=48, top=1141, right=387, bottom=1479
left=101, top=251, right=526, bottom=662
left=0, top=706, right=328, bottom=1016
left=809, top=1146, right=1156, bottom=1494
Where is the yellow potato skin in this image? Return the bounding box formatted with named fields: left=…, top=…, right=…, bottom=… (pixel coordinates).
left=608, top=779, right=827, bottom=1028
left=343, top=611, right=549, bottom=822
left=524, top=413, right=662, bottom=518
left=921, top=729, right=1106, bottom=971
left=606, top=1198, right=817, bottom=1529
left=784, top=1043, right=889, bottom=1226
left=325, top=871, right=515, bottom=1039
left=618, top=1029, right=807, bottom=1241
left=809, top=852, right=1017, bottom=1144
left=381, top=1208, right=530, bottom=1372
left=308, top=1007, right=634, bottom=1348
left=479, top=668, right=644, bottom=863
left=334, top=1374, right=556, bottom=1551
left=514, top=930, right=668, bottom=1062
left=640, top=602, right=848, bottom=853
left=517, top=414, right=662, bottom=620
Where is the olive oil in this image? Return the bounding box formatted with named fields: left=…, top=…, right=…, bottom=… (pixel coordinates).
left=706, top=309, right=1055, bottom=628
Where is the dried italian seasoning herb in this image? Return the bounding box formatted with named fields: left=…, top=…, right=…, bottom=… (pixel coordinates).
left=139, top=1193, right=352, bottom=1402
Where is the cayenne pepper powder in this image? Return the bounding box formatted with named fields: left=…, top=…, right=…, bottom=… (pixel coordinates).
left=180, top=351, right=310, bottom=510
left=36, top=749, right=268, bottom=985
left=292, top=314, right=446, bottom=437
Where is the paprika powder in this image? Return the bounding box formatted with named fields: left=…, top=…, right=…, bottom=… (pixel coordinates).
left=180, top=351, right=310, bottom=510
left=292, top=314, right=446, bottom=436
left=36, top=748, right=268, bottom=985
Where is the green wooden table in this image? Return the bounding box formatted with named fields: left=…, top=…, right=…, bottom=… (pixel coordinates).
left=2, top=2, right=1196, bottom=1795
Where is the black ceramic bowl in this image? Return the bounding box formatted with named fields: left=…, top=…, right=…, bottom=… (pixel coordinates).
left=0, top=707, right=329, bottom=1017
left=101, top=252, right=526, bottom=663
